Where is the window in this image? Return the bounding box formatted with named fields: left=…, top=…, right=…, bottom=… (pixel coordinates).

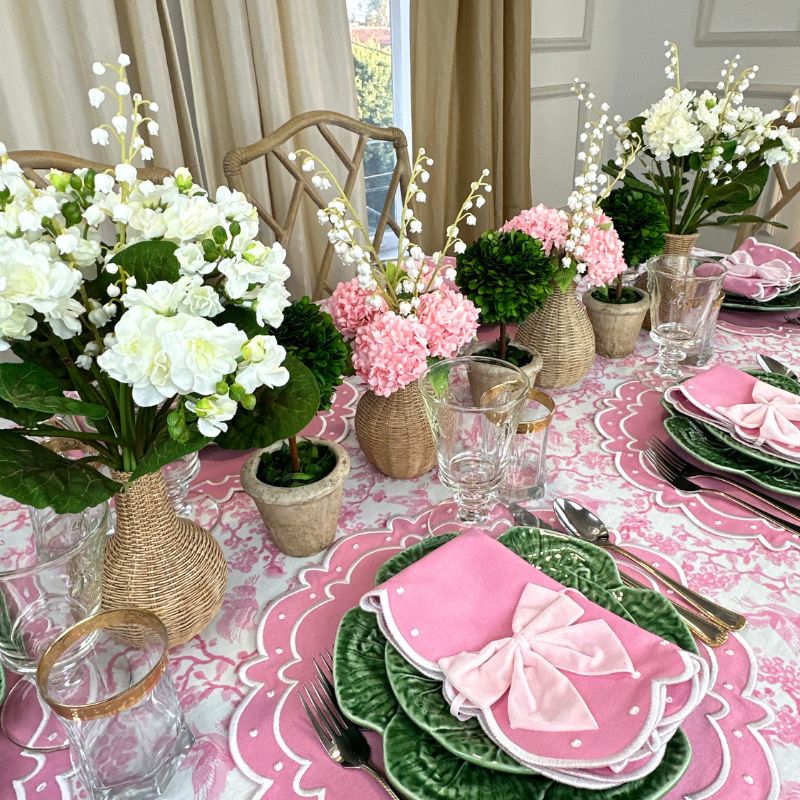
left=347, top=0, right=411, bottom=243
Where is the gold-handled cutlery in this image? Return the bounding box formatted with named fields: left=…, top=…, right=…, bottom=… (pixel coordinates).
left=300, top=652, right=401, bottom=799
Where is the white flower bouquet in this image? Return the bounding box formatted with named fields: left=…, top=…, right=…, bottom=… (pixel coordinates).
left=0, top=55, right=320, bottom=513
left=611, top=43, right=800, bottom=234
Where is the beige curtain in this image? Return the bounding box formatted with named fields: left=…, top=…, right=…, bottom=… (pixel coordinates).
left=410, top=0, right=532, bottom=252
left=0, top=0, right=359, bottom=298
left=0, top=0, right=200, bottom=178
left=177, top=0, right=362, bottom=297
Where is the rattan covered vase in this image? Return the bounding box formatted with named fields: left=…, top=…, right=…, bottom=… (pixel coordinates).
left=354, top=383, right=436, bottom=479
left=514, top=284, right=595, bottom=388
left=102, top=469, right=228, bottom=647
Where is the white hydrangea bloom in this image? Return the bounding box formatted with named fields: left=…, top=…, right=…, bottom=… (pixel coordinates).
left=642, top=89, right=704, bottom=160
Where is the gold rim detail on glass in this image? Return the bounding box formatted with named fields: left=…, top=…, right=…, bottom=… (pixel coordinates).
left=516, top=389, right=556, bottom=434
left=36, top=608, right=168, bottom=722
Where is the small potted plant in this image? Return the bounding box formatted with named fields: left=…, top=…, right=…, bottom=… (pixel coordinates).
left=455, top=229, right=550, bottom=397
left=240, top=298, right=351, bottom=557
left=582, top=185, right=667, bottom=356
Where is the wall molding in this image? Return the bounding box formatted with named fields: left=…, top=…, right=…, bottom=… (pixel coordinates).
left=532, top=0, right=594, bottom=52
left=695, top=0, right=800, bottom=47
left=530, top=83, right=588, bottom=179
left=687, top=81, right=799, bottom=102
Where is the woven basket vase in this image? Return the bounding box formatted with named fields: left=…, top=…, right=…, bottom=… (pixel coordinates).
left=355, top=383, right=436, bottom=479
left=640, top=232, right=700, bottom=330
left=102, top=469, right=228, bottom=647
left=514, top=284, right=596, bottom=389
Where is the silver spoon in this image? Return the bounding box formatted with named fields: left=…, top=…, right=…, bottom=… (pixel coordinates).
left=756, top=354, right=799, bottom=382
left=507, top=503, right=728, bottom=646
left=553, top=498, right=747, bottom=632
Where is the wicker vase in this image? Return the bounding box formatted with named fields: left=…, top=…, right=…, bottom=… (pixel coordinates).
left=640, top=232, right=700, bottom=329
left=514, top=284, right=596, bottom=388
left=102, top=470, right=228, bottom=648
left=355, top=383, right=436, bottom=479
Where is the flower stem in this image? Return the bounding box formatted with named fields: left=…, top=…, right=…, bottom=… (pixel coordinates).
left=288, top=435, right=301, bottom=474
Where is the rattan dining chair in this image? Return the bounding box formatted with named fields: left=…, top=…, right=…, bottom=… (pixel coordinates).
left=8, top=149, right=172, bottom=188
left=223, top=110, right=413, bottom=300
left=733, top=111, right=800, bottom=254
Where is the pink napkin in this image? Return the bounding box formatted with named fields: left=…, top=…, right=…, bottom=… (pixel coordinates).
left=664, top=364, right=800, bottom=463
left=360, top=530, right=708, bottom=785
left=721, top=237, right=800, bottom=300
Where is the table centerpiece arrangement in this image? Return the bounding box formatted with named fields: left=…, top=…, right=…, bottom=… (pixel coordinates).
left=608, top=42, right=800, bottom=256
left=300, top=147, right=486, bottom=479
left=582, top=184, right=668, bottom=355
left=0, top=55, right=322, bottom=645
left=501, top=92, right=636, bottom=387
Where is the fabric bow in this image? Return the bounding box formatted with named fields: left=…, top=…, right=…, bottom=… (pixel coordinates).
left=438, top=583, right=635, bottom=732
left=718, top=379, right=800, bottom=448
left=722, top=251, right=794, bottom=284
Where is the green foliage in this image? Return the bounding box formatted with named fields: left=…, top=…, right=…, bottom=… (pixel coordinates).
left=456, top=231, right=559, bottom=325
left=600, top=186, right=668, bottom=267
left=273, top=298, right=348, bottom=412
left=0, top=431, right=120, bottom=513
left=131, top=426, right=210, bottom=481
left=0, top=363, right=107, bottom=420
left=215, top=354, right=320, bottom=451
left=256, top=439, right=336, bottom=488
left=591, top=286, right=645, bottom=305
left=109, top=240, right=180, bottom=286
left=475, top=339, right=533, bottom=368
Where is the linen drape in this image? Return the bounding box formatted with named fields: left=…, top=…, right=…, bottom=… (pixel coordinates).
left=0, top=0, right=359, bottom=297
left=410, top=0, right=532, bottom=252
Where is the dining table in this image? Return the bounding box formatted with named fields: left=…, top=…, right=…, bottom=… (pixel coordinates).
left=1, top=313, right=798, bottom=800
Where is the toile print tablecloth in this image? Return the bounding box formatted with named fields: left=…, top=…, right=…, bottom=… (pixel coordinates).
left=1, top=320, right=799, bottom=799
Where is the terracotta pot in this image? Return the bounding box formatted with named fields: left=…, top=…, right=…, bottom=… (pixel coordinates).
left=102, top=470, right=228, bottom=648
left=514, top=284, right=596, bottom=388
left=640, top=232, right=700, bottom=329
left=583, top=288, right=650, bottom=358
left=240, top=438, right=350, bottom=558
left=355, top=384, right=437, bottom=479
left=465, top=341, right=543, bottom=404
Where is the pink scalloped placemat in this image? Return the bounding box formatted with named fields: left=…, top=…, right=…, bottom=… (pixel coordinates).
left=229, top=504, right=778, bottom=800
left=595, top=379, right=800, bottom=552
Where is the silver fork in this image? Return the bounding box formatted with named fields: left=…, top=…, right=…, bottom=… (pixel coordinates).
left=299, top=651, right=401, bottom=799
left=645, top=437, right=800, bottom=535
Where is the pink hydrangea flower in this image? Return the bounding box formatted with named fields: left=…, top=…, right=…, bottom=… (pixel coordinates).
left=352, top=311, right=428, bottom=396
left=583, top=213, right=627, bottom=287
left=416, top=286, right=480, bottom=358
left=327, top=278, right=386, bottom=339
left=500, top=204, right=569, bottom=256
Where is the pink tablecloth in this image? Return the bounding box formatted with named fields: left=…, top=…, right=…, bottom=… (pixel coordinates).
left=1, top=322, right=798, bottom=799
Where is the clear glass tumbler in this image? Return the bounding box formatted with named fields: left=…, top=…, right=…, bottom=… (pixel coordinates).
left=418, top=356, right=529, bottom=523
left=639, top=256, right=726, bottom=391
left=36, top=608, right=194, bottom=800
left=0, top=502, right=109, bottom=750
left=502, top=389, right=556, bottom=502
left=683, top=290, right=725, bottom=367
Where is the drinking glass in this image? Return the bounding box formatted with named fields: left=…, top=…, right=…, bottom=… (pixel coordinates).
left=419, top=356, right=529, bottom=524
left=0, top=502, right=109, bottom=749
left=502, top=389, right=556, bottom=502
left=638, top=256, right=726, bottom=391
left=161, top=451, right=221, bottom=531
left=36, top=608, right=194, bottom=800
left=683, top=290, right=725, bottom=367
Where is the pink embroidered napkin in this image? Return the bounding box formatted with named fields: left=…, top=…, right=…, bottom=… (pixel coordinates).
left=721, top=237, right=800, bottom=300
left=360, top=530, right=708, bottom=786
left=664, top=364, right=800, bottom=463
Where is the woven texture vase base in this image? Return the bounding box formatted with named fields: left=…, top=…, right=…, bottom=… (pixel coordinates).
left=102, top=470, right=228, bottom=648
left=641, top=232, right=700, bottom=330
left=515, top=285, right=595, bottom=388
left=355, top=384, right=436, bottom=479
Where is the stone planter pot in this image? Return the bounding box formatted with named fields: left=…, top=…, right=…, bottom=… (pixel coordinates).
left=465, top=340, right=543, bottom=404
left=583, top=288, right=650, bottom=358
left=240, top=438, right=350, bottom=557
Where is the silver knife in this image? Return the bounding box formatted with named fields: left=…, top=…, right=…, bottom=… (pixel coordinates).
left=756, top=354, right=799, bottom=382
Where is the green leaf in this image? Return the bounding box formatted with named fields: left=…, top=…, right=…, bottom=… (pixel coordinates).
left=0, top=397, right=51, bottom=427
left=215, top=354, right=320, bottom=450
left=110, top=240, right=180, bottom=287
left=0, top=363, right=107, bottom=419
left=703, top=213, right=787, bottom=228
left=0, top=431, right=120, bottom=512
left=130, top=426, right=210, bottom=481
left=216, top=305, right=262, bottom=338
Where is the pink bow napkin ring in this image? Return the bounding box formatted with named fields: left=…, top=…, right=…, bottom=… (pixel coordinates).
left=718, top=380, right=800, bottom=448
left=439, top=583, right=635, bottom=732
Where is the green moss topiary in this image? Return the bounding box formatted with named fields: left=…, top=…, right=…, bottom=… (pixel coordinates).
left=600, top=186, right=668, bottom=268
left=456, top=230, right=558, bottom=359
